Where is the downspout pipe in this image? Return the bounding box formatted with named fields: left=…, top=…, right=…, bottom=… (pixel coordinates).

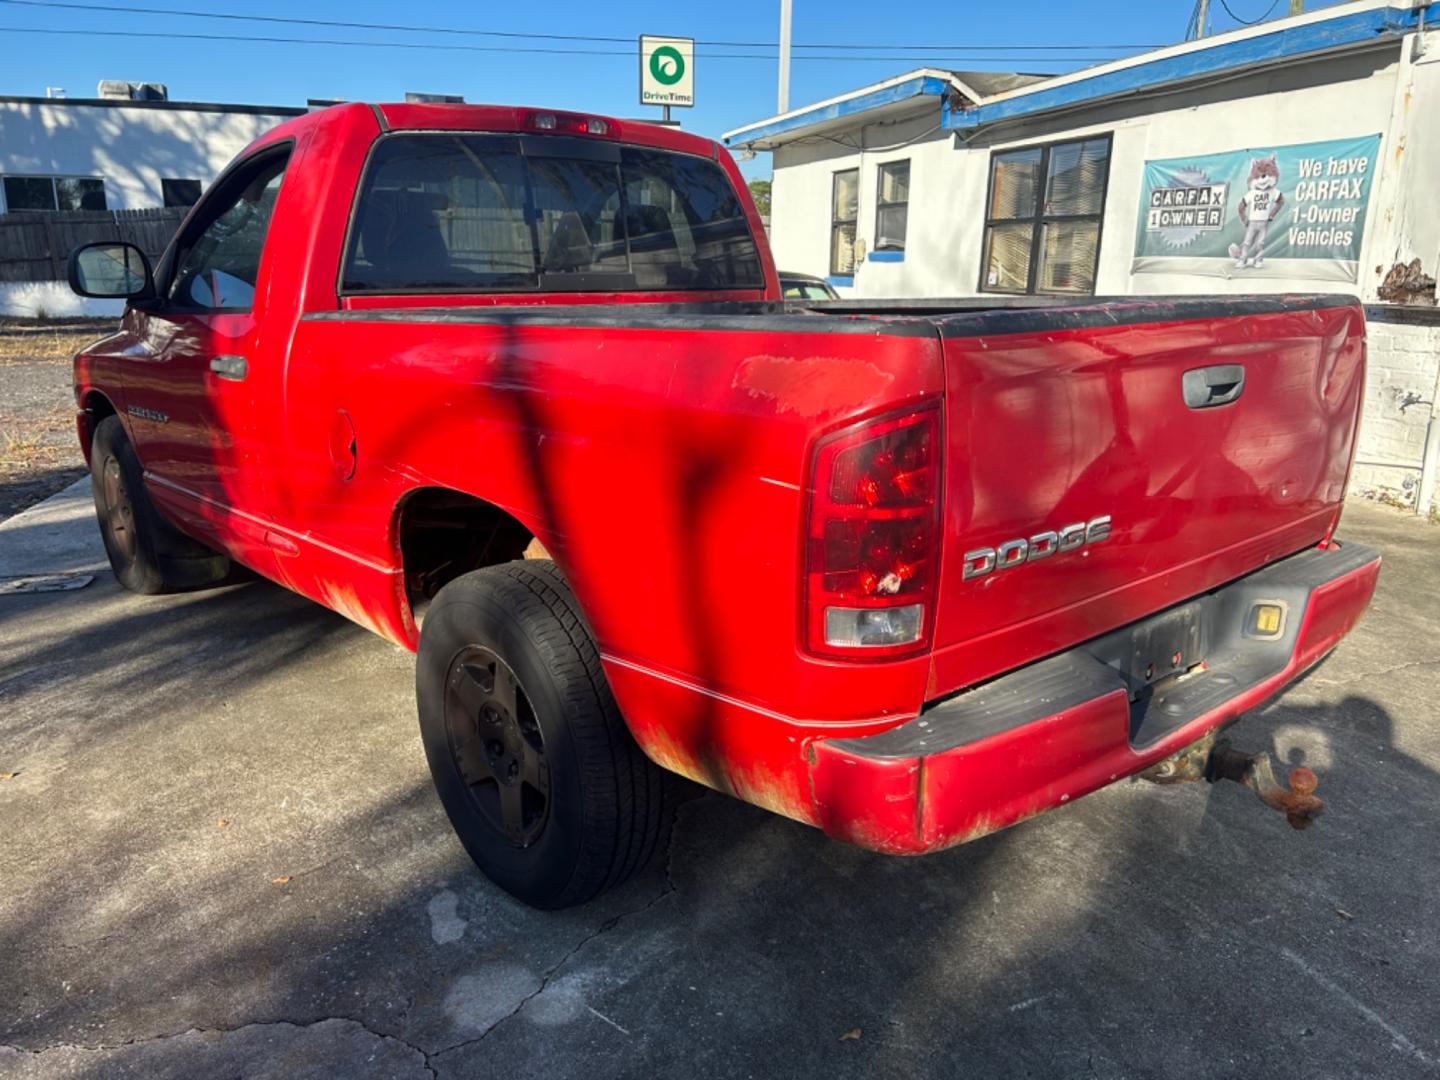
left=1417, top=358, right=1440, bottom=517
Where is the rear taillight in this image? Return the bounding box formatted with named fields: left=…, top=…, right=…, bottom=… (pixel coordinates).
left=804, top=406, right=941, bottom=658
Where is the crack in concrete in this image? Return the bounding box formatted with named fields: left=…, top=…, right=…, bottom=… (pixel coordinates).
left=432, top=880, right=676, bottom=1061
left=1311, top=655, right=1440, bottom=686
left=428, top=795, right=696, bottom=1062
left=1, top=1016, right=437, bottom=1079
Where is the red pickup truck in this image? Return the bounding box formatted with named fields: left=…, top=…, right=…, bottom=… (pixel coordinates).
left=68, top=102, right=1379, bottom=908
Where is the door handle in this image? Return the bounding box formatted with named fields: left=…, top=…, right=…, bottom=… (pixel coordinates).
left=209, top=354, right=248, bottom=381
left=1182, top=364, right=1245, bottom=409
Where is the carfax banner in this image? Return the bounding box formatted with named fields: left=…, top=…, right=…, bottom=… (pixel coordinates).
left=1131, top=134, right=1381, bottom=282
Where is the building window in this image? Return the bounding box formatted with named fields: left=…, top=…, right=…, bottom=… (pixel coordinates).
left=2, top=175, right=106, bottom=212
left=57, top=178, right=107, bottom=210
left=162, top=179, right=204, bottom=208
left=980, top=135, right=1110, bottom=295
left=830, top=168, right=858, bottom=277
left=875, top=160, right=909, bottom=252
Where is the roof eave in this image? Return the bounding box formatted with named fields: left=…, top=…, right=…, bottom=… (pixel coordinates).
left=944, top=1, right=1426, bottom=132
left=723, top=69, right=961, bottom=151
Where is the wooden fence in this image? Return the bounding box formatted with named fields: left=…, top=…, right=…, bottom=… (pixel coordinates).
left=0, top=207, right=188, bottom=283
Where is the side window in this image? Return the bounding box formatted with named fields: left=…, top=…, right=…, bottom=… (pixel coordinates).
left=168, top=149, right=290, bottom=311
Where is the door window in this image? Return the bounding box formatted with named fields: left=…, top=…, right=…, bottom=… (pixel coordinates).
left=168, top=148, right=290, bottom=311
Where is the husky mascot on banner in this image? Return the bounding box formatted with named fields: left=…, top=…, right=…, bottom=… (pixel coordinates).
left=1228, top=155, right=1285, bottom=268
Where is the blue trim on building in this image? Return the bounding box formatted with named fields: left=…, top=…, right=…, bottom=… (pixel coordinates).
left=944, top=5, right=1426, bottom=130
left=867, top=251, right=905, bottom=263
left=725, top=75, right=949, bottom=147
left=826, top=275, right=855, bottom=287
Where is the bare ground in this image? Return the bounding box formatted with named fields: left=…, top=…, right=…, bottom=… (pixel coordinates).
left=0, top=317, right=118, bottom=519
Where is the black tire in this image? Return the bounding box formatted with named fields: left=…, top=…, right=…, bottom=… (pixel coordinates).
left=416, top=561, right=666, bottom=909
left=89, top=414, right=231, bottom=594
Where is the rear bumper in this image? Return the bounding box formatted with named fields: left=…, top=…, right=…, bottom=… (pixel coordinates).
left=808, top=542, right=1381, bottom=854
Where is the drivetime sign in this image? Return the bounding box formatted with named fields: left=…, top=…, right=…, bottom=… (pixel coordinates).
left=639, top=35, right=694, bottom=108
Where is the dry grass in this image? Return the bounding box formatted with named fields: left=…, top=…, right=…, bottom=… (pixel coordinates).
left=0, top=414, right=73, bottom=477
left=0, top=409, right=86, bottom=519
left=0, top=318, right=115, bottom=366
left=0, top=319, right=101, bottom=516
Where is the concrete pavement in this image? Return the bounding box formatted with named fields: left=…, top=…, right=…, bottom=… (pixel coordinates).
left=1, top=484, right=1438, bottom=1078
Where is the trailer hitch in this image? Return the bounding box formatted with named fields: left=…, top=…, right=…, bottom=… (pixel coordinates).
left=1140, top=733, right=1324, bottom=830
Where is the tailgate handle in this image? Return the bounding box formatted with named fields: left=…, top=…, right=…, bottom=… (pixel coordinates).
left=1183, top=364, right=1245, bottom=409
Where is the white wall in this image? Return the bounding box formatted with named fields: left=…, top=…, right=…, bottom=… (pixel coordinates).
left=768, top=39, right=1440, bottom=303
left=1351, top=313, right=1440, bottom=514
left=0, top=99, right=298, bottom=211
left=0, top=280, right=122, bottom=319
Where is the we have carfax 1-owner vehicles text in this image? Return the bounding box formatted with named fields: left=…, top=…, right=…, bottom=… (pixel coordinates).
left=69, top=103, right=1379, bottom=907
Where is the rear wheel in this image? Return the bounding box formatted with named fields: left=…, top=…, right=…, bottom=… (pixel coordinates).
left=88, top=415, right=231, bottom=594
left=416, top=561, right=666, bottom=909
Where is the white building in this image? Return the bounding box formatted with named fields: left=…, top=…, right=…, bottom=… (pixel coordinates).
left=0, top=82, right=303, bottom=213
left=0, top=82, right=303, bottom=316
left=725, top=0, right=1440, bottom=515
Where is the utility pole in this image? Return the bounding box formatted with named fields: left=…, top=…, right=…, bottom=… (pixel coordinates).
left=1196, top=0, right=1209, bottom=37
left=778, top=0, right=792, bottom=114
left=1289, top=0, right=1304, bottom=14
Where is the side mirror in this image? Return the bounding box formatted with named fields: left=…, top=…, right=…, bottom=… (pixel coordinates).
left=68, top=242, right=155, bottom=301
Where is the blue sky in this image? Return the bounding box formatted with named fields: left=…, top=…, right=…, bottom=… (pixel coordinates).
left=0, top=0, right=1338, bottom=179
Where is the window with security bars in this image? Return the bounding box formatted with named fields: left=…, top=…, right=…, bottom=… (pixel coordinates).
left=980, top=135, right=1110, bottom=295
left=830, top=168, right=858, bottom=277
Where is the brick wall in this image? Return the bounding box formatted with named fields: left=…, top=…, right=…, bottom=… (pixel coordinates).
left=1351, top=307, right=1440, bottom=513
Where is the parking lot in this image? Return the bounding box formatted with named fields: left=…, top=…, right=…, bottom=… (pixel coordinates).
left=1, top=483, right=1437, bottom=1079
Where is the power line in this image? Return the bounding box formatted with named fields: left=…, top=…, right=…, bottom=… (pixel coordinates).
left=0, top=0, right=1163, bottom=52
left=0, top=25, right=1132, bottom=64
left=1216, top=0, right=1281, bottom=26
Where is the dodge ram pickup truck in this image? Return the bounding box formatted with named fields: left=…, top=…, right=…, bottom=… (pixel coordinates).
left=68, top=102, right=1380, bottom=908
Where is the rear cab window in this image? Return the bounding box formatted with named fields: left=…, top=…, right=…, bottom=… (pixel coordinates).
left=342, top=133, right=764, bottom=295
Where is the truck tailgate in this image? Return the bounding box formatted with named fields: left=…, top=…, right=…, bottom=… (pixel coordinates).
left=927, top=298, right=1366, bottom=699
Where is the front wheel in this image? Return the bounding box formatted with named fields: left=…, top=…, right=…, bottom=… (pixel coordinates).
left=88, top=415, right=231, bottom=594
left=416, top=561, right=666, bottom=909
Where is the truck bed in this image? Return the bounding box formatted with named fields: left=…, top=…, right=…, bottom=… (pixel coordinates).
left=312, top=290, right=1364, bottom=703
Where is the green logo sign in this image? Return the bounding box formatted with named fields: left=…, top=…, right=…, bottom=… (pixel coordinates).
left=649, top=46, right=685, bottom=86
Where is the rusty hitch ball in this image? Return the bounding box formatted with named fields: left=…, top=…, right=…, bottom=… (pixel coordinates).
left=1205, top=740, right=1325, bottom=830
left=1141, top=734, right=1325, bottom=830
